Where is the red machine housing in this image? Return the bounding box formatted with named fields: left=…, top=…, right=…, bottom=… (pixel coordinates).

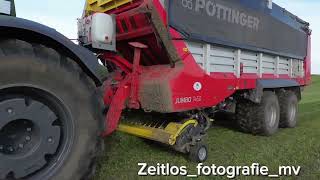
left=100, top=0, right=311, bottom=136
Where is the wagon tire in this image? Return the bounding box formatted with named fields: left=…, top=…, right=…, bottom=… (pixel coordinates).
left=236, top=99, right=255, bottom=133
left=252, top=91, right=280, bottom=136
left=278, top=91, right=298, bottom=128
left=236, top=91, right=280, bottom=136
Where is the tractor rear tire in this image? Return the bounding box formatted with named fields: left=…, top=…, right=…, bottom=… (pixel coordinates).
left=0, top=39, right=104, bottom=180
left=236, top=91, right=280, bottom=136
left=278, top=91, right=298, bottom=128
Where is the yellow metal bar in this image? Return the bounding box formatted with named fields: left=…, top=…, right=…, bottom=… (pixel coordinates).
left=84, top=0, right=133, bottom=15
left=88, top=0, right=98, bottom=5
left=117, top=124, right=171, bottom=144
left=85, top=3, right=105, bottom=13
left=97, top=0, right=114, bottom=6
left=117, top=120, right=198, bottom=145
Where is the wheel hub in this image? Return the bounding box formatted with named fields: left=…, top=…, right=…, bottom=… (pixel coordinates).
left=267, top=105, right=277, bottom=128
left=0, top=119, right=39, bottom=155
left=0, top=98, right=61, bottom=179
left=198, top=147, right=207, bottom=161
left=288, top=103, right=297, bottom=122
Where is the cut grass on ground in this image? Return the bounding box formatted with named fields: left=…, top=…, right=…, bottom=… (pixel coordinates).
left=95, top=76, right=320, bottom=179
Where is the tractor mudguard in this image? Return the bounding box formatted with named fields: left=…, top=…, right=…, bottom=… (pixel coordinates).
left=0, top=15, right=102, bottom=85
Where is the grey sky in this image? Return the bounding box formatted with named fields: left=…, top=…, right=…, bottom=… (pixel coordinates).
left=15, top=0, right=319, bottom=74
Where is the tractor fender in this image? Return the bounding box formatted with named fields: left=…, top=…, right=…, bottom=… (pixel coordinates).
left=0, top=15, right=102, bottom=85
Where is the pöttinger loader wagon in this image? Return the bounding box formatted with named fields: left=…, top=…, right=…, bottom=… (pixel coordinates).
left=0, top=0, right=311, bottom=179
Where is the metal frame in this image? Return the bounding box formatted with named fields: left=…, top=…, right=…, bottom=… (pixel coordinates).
left=118, top=120, right=198, bottom=145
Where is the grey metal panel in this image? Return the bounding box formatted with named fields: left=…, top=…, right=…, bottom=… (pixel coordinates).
left=186, top=39, right=304, bottom=79
left=210, top=64, right=235, bottom=73
left=278, top=57, right=289, bottom=75
left=262, top=55, right=275, bottom=62
left=292, top=59, right=304, bottom=77
left=258, top=53, right=263, bottom=77
left=258, top=79, right=299, bottom=88
left=263, top=62, right=275, bottom=68
left=192, top=54, right=204, bottom=63
left=241, top=51, right=258, bottom=60
left=244, top=67, right=258, bottom=74
left=241, top=51, right=258, bottom=74
left=210, top=46, right=235, bottom=58
left=243, top=60, right=258, bottom=67
left=209, top=46, right=235, bottom=73
left=0, top=15, right=102, bottom=85
left=186, top=41, right=205, bottom=69
left=235, top=49, right=241, bottom=77
left=211, top=56, right=235, bottom=66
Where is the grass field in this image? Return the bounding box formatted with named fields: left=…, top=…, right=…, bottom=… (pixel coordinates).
left=95, top=76, right=320, bottom=179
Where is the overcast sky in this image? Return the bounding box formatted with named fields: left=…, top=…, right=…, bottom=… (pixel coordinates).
left=15, top=0, right=320, bottom=74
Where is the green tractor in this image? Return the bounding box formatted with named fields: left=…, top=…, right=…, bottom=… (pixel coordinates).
left=0, top=0, right=105, bottom=179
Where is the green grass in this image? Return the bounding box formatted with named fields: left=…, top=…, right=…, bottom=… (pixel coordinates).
left=95, top=76, right=320, bottom=180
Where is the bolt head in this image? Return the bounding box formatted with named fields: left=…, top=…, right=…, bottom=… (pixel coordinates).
left=27, top=128, right=32, bottom=132
left=19, top=144, right=24, bottom=149
left=6, top=108, right=13, bottom=114
left=26, top=136, right=31, bottom=141
left=47, top=137, right=53, bottom=143
left=8, top=147, right=13, bottom=152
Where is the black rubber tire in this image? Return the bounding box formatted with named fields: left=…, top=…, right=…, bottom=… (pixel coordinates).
left=278, top=91, right=298, bottom=128
left=235, top=99, right=255, bottom=133
left=0, top=39, right=104, bottom=180
left=236, top=91, right=280, bottom=136
left=188, top=142, right=208, bottom=163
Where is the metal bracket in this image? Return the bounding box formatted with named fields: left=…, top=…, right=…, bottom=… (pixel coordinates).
left=128, top=42, right=148, bottom=109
